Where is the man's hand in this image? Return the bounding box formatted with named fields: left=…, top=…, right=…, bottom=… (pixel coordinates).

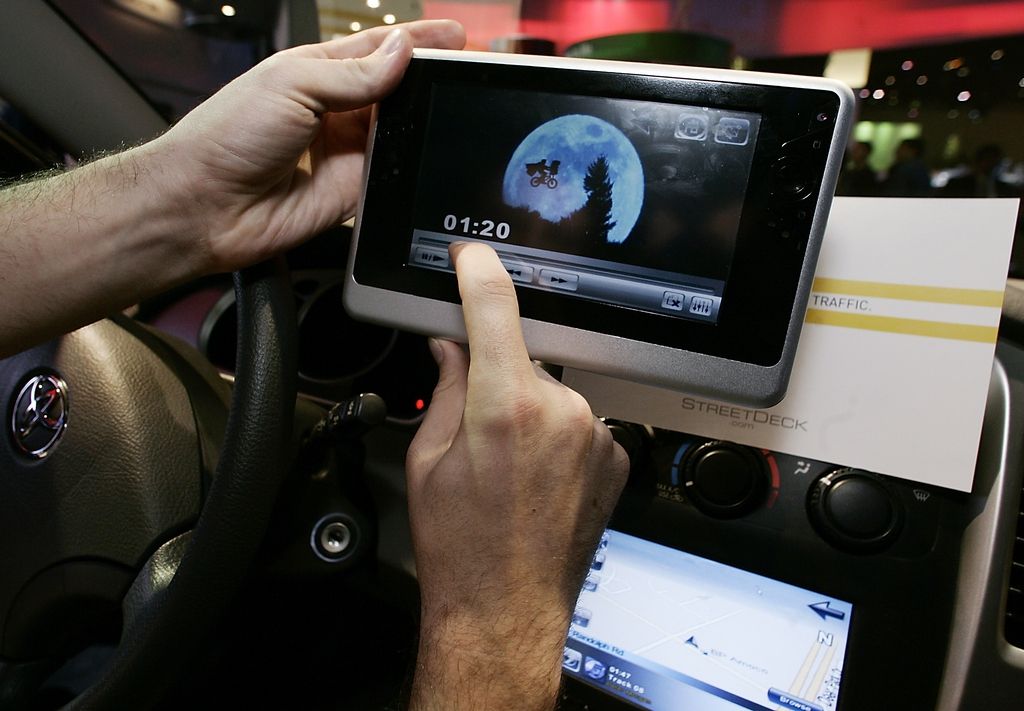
left=406, top=242, right=630, bottom=711
left=0, top=21, right=463, bottom=355
left=152, top=20, right=465, bottom=273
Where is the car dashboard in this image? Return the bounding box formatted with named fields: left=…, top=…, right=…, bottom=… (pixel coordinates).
left=134, top=227, right=1024, bottom=711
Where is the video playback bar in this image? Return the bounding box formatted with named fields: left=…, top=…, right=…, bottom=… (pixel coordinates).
left=408, top=231, right=722, bottom=323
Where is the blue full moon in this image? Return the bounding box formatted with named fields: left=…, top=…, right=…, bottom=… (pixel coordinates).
left=502, top=114, right=644, bottom=244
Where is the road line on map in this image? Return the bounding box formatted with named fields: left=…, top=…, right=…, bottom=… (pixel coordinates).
left=789, top=640, right=821, bottom=697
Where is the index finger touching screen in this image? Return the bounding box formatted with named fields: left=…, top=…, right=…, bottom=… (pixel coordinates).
left=450, top=241, right=534, bottom=383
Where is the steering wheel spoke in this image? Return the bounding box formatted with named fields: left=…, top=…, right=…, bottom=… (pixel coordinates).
left=0, top=261, right=297, bottom=710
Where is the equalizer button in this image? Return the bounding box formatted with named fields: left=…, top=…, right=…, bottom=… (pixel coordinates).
left=689, top=296, right=714, bottom=317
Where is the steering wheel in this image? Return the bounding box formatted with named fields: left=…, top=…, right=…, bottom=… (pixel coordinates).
left=0, top=261, right=297, bottom=710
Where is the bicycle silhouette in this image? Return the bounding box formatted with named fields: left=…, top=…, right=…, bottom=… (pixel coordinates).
left=526, top=159, right=561, bottom=188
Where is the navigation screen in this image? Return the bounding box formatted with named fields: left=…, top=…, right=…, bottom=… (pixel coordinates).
left=406, top=83, right=761, bottom=325
left=564, top=531, right=852, bottom=711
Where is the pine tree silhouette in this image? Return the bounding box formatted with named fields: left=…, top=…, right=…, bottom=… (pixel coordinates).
left=582, top=156, right=616, bottom=243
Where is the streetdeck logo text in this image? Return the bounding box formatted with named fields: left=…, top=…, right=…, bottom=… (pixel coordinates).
left=681, top=397, right=808, bottom=432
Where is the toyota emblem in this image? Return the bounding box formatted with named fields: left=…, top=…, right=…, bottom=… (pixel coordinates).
left=10, top=373, right=68, bottom=459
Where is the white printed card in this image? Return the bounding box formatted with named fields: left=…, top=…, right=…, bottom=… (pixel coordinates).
left=564, top=197, right=1019, bottom=492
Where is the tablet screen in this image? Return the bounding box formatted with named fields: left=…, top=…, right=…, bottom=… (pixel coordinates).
left=407, top=84, right=762, bottom=325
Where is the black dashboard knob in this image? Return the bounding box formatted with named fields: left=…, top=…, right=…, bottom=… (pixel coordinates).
left=603, top=420, right=654, bottom=479
left=807, top=469, right=903, bottom=552
left=682, top=441, right=769, bottom=518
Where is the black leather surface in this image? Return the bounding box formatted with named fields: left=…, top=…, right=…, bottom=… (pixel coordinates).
left=111, top=315, right=234, bottom=496
left=0, top=321, right=204, bottom=659
left=68, top=261, right=298, bottom=710
left=119, top=532, right=192, bottom=638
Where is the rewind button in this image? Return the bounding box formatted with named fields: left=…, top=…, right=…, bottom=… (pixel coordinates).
left=500, top=260, right=535, bottom=284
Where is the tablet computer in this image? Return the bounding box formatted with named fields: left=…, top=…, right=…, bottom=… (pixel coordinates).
left=345, top=49, right=853, bottom=406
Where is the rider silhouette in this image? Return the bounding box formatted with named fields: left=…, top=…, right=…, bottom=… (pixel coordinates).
left=526, top=159, right=560, bottom=188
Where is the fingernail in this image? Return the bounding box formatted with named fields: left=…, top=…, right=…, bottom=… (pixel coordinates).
left=381, top=28, right=404, bottom=55
left=427, top=337, right=445, bottom=366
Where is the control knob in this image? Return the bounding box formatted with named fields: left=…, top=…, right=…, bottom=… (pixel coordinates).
left=604, top=420, right=653, bottom=477
left=807, top=469, right=903, bottom=552
left=681, top=441, right=769, bottom=519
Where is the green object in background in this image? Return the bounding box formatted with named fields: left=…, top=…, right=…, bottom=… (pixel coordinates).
left=853, top=121, right=923, bottom=172
left=564, top=31, right=732, bottom=68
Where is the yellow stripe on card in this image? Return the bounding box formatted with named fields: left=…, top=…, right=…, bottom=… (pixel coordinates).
left=812, top=278, right=1004, bottom=308
left=805, top=309, right=999, bottom=343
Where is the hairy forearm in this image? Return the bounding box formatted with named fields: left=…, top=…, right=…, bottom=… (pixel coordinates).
left=0, top=140, right=203, bottom=356
left=409, top=602, right=570, bottom=711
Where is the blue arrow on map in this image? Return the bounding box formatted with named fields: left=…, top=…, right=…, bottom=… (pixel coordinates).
left=808, top=601, right=845, bottom=621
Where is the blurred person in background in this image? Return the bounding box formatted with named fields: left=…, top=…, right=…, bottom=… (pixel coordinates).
left=940, top=144, right=1022, bottom=198
left=837, top=140, right=879, bottom=196
left=882, top=138, right=932, bottom=197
